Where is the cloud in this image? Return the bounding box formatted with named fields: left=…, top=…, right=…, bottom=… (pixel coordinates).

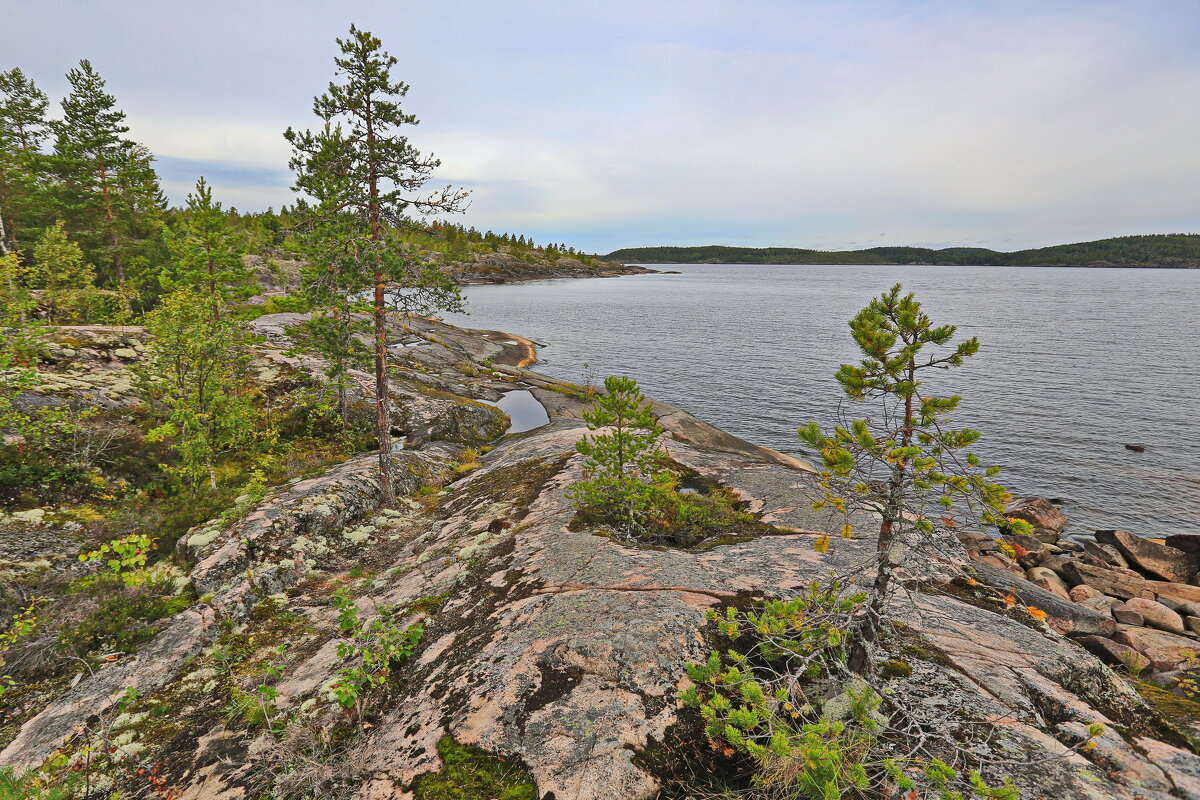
left=3, top=0, right=1198, bottom=252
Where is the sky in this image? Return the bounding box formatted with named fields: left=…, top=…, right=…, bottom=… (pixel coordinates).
left=2, top=0, right=1199, bottom=253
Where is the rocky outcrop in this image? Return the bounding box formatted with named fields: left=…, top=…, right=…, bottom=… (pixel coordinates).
left=4, top=318, right=1199, bottom=800
left=440, top=252, right=656, bottom=284
left=1096, top=529, right=1200, bottom=584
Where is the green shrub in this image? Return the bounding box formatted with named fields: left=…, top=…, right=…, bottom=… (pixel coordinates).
left=330, top=588, right=423, bottom=713
left=0, top=766, right=77, bottom=800
left=58, top=579, right=190, bottom=658
left=678, top=583, right=1023, bottom=800
left=567, top=375, right=671, bottom=536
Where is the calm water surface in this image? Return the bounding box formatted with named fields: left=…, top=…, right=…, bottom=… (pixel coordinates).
left=445, top=264, right=1200, bottom=538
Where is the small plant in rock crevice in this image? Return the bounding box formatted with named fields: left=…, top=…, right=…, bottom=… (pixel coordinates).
left=330, top=587, right=423, bottom=716
left=568, top=375, right=761, bottom=546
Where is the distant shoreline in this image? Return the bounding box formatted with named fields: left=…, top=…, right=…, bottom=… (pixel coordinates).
left=622, top=261, right=1200, bottom=270
left=601, top=234, right=1200, bottom=269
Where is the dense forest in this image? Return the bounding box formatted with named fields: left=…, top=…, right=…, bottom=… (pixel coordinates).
left=0, top=60, right=597, bottom=324
left=603, top=234, right=1200, bottom=267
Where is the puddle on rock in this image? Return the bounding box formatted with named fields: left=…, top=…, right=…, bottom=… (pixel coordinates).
left=486, top=390, right=550, bottom=435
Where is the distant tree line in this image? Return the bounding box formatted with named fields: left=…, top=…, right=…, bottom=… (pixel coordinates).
left=0, top=60, right=595, bottom=323
left=603, top=234, right=1200, bottom=267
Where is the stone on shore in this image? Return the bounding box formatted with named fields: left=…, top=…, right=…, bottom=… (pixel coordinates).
left=1005, top=497, right=1068, bottom=542
left=1124, top=598, right=1187, bottom=634
left=1076, top=635, right=1148, bottom=670
left=1096, top=529, right=1199, bottom=584
left=1025, top=567, right=1071, bottom=600
left=1062, top=561, right=1152, bottom=601
left=1114, top=626, right=1200, bottom=672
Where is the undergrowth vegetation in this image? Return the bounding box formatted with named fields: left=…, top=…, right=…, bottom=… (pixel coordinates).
left=667, top=581, right=1040, bottom=799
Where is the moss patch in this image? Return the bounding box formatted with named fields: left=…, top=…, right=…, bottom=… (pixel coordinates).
left=411, top=735, right=536, bottom=800
left=1135, top=681, right=1200, bottom=752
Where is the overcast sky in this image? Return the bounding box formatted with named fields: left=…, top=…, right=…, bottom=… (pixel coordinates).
left=3, top=0, right=1198, bottom=253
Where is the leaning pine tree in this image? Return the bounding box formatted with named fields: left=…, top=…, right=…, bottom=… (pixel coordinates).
left=286, top=25, right=468, bottom=505
left=798, top=283, right=1032, bottom=674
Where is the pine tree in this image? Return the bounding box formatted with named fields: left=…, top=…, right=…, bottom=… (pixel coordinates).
left=285, top=25, right=468, bottom=505
left=0, top=68, right=51, bottom=257
left=163, top=177, right=251, bottom=317
left=52, top=60, right=163, bottom=287
left=138, top=288, right=256, bottom=491
left=798, top=284, right=1029, bottom=674
left=567, top=375, right=670, bottom=535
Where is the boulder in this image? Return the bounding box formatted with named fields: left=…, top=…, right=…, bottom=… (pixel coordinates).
left=1111, top=605, right=1144, bottom=627
left=1025, top=567, right=1070, bottom=600
left=1124, top=598, right=1186, bottom=634
left=1095, top=529, right=1199, bottom=583
left=1069, top=584, right=1102, bottom=602
left=972, top=562, right=1116, bottom=636
left=1083, top=541, right=1129, bottom=569
left=1079, top=595, right=1117, bottom=615
left=1165, top=533, right=1200, bottom=555
left=1004, top=497, right=1068, bottom=542
left=1037, top=552, right=1071, bottom=575
left=1147, top=580, right=1200, bottom=606
left=1076, top=635, right=1149, bottom=671
left=1062, top=561, right=1152, bottom=601
left=1186, top=617, right=1200, bottom=636
left=1114, top=626, right=1200, bottom=672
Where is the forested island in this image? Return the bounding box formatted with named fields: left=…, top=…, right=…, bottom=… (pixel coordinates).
left=603, top=234, right=1200, bottom=267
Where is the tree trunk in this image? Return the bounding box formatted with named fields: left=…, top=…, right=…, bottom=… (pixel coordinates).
left=99, top=159, right=123, bottom=284
left=373, top=268, right=394, bottom=506
left=365, top=94, right=395, bottom=506
left=849, top=359, right=917, bottom=676
left=0, top=207, right=9, bottom=257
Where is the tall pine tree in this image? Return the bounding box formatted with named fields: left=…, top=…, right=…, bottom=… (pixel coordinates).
left=52, top=60, right=163, bottom=287
left=285, top=25, right=468, bottom=505
left=0, top=67, right=51, bottom=257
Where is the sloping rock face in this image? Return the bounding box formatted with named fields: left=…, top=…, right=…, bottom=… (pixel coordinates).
left=3, top=318, right=1198, bottom=800
left=5, top=413, right=1197, bottom=798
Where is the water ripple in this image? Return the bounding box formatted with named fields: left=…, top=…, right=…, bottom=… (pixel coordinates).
left=447, top=264, right=1200, bottom=538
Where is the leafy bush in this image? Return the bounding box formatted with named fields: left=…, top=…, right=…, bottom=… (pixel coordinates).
left=330, top=588, right=423, bottom=713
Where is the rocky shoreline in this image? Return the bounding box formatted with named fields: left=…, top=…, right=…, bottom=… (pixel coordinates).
left=967, top=497, right=1200, bottom=683
left=2, top=317, right=1200, bottom=799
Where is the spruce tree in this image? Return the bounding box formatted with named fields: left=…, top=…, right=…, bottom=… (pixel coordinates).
left=798, top=284, right=1029, bottom=674
left=285, top=25, right=468, bottom=505
left=0, top=68, right=51, bottom=256
left=163, top=177, right=251, bottom=317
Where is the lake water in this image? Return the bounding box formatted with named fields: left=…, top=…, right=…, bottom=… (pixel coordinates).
left=445, top=264, right=1200, bottom=539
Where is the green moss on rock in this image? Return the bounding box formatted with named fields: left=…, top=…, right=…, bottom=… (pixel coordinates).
left=1135, top=681, right=1200, bottom=751
left=412, top=735, right=536, bottom=800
